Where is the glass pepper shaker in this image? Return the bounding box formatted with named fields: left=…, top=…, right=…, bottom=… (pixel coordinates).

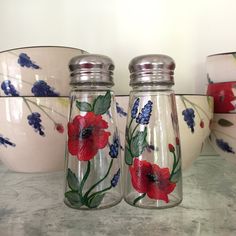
left=64, top=54, right=122, bottom=209
left=124, top=54, right=182, bottom=209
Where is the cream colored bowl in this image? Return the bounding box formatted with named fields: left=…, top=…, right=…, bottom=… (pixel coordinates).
left=0, top=97, right=69, bottom=172
left=116, top=95, right=213, bottom=170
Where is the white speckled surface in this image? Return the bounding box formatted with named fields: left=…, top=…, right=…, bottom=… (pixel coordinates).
left=0, top=155, right=236, bottom=236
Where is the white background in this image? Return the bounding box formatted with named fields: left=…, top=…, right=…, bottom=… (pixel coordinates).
left=1, top=0, right=236, bottom=94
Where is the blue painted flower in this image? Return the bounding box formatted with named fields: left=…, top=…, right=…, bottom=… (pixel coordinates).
left=116, top=102, right=127, bottom=117
left=27, top=112, right=45, bottom=136
left=182, top=108, right=195, bottom=133
left=111, top=169, right=121, bottom=187
left=136, top=100, right=153, bottom=125
left=109, top=137, right=119, bottom=158
left=216, top=139, right=235, bottom=154
left=18, top=53, right=40, bottom=69
left=0, top=135, right=16, bottom=147
left=31, top=80, right=59, bottom=96
left=131, top=98, right=140, bottom=119
left=1, top=80, right=19, bottom=96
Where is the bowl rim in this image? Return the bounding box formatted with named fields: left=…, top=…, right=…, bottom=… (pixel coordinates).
left=116, top=94, right=211, bottom=97
left=207, top=51, right=236, bottom=57
left=207, top=81, right=236, bottom=85
left=0, top=45, right=88, bottom=54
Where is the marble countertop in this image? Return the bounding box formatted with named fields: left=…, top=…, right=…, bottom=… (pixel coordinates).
left=0, top=155, right=236, bottom=236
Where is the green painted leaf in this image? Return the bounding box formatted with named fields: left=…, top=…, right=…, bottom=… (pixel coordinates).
left=130, top=127, right=148, bottom=157
left=170, top=168, right=181, bottom=183
left=76, top=101, right=92, bottom=112
left=88, top=193, right=105, bottom=208
left=125, top=146, right=133, bottom=165
left=65, top=191, right=82, bottom=207
left=93, top=91, right=111, bottom=115
left=67, top=168, right=79, bottom=191
left=218, top=118, right=234, bottom=127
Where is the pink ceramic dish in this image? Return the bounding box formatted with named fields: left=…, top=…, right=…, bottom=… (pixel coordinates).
left=206, top=81, right=236, bottom=113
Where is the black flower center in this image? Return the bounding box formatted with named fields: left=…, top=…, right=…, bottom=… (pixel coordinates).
left=147, top=173, right=158, bottom=183
left=79, top=126, right=93, bottom=139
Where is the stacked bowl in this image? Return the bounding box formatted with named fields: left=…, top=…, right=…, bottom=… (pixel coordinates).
left=0, top=46, right=87, bottom=172
left=206, top=52, right=236, bottom=163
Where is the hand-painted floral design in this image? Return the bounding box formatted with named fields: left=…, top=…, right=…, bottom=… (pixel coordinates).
left=125, top=99, right=153, bottom=165
left=65, top=91, right=121, bottom=209
left=55, top=123, right=64, bottom=133
left=182, top=108, right=195, bottom=133
left=136, top=100, right=153, bottom=125
left=31, top=80, right=59, bottom=97
left=68, top=112, right=110, bottom=161
left=216, top=139, right=235, bottom=154
left=116, top=102, right=127, bottom=117
left=180, top=96, right=212, bottom=133
left=131, top=98, right=140, bottom=118
left=129, top=159, right=176, bottom=203
left=0, top=135, right=16, bottom=147
left=23, top=98, right=66, bottom=137
left=111, top=168, right=121, bottom=187
left=27, top=112, right=45, bottom=136
left=18, top=53, right=41, bottom=69
left=1, top=80, right=19, bottom=96
left=109, top=136, right=120, bottom=158
left=207, top=82, right=236, bottom=113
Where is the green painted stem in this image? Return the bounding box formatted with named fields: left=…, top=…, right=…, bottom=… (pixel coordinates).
left=83, top=159, right=113, bottom=199
left=25, top=98, right=57, bottom=124
left=133, top=193, right=146, bottom=205
left=23, top=97, right=33, bottom=113
left=87, top=185, right=112, bottom=201
left=79, top=161, right=91, bottom=200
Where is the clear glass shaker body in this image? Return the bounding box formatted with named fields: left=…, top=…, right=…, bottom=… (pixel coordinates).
left=124, top=55, right=182, bottom=209
left=64, top=55, right=122, bottom=210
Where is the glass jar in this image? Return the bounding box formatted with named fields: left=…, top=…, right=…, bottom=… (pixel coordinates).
left=64, top=54, right=122, bottom=209
left=124, top=54, right=182, bottom=209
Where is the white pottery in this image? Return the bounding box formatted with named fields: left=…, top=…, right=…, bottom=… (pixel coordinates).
left=206, top=52, right=236, bottom=84
left=210, top=113, right=236, bottom=164
left=0, top=46, right=87, bottom=96
left=0, top=97, right=69, bottom=172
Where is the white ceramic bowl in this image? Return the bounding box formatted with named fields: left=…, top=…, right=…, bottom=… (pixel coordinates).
left=0, top=46, right=87, bottom=96
left=206, top=52, right=236, bottom=84
left=209, top=113, right=236, bottom=163
left=116, top=95, right=213, bottom=170
left=0, top=97, right=69, bottom=172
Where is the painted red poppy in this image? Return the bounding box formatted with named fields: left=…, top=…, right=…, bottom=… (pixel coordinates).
left=129, top=158, right=176, bottom=203
left=67, top=112, right=110, bottom=161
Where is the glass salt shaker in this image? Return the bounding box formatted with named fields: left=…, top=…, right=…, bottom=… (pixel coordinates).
left=124, top=54, right=182, bottom=209
left=64, top=54, right=122, bottom=209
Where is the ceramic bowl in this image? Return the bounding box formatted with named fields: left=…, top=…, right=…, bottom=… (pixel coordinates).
left=0, top=46, right=87, bottom=96
left=209, top=113, right=236, bottom=164
left=0, top=97, right=69, bottom=172
left=206, top=52, right=236, bottom=84
left=206, top=81, right=236, bottom=113
left=116, top=95, right=213, bottom=170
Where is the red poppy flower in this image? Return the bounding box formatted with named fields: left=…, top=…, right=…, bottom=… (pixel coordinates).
left=67, top=112, right=110, bottom=161
left=55, top=123, right=64, bottom=133
left=129, top=159, right=176, bottom=203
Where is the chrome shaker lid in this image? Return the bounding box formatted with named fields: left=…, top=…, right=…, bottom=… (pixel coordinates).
left=69, top=54, right=114, bottom=86
left=129, top=54, right=175, bottom=86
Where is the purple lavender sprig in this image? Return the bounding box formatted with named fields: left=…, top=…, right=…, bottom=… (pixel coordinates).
left=31, top=80, right=59, bottom=97
left=1, top=80, right=19, bottom=96
left=27, top=112, right=45, bottom=136
left=18, top=53, right=40, bottom=69
left=111, top=169, right=121, bottom=187
left=136, top=100, right=153, bottom=125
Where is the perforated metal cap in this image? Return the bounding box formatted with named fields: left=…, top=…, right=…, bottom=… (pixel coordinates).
left=129, top=54, right=175, bottom=86
left=69, top=54, right=114, bottom=86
